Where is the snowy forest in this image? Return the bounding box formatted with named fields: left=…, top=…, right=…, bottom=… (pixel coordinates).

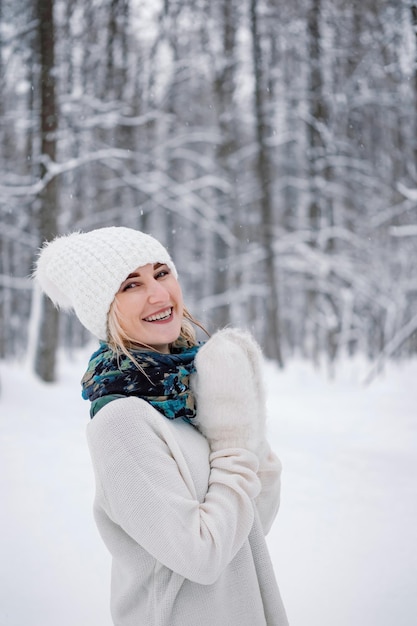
left=1, top=0, right=417, bottom=382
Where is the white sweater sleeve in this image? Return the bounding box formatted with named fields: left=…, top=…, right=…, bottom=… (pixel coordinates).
left=255, top=443, right=282, bottom=535
left=87, top=397, right=261, bottom=585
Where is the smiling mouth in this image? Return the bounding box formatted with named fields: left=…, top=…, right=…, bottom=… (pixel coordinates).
left=143, top=308, right=173, bottom=322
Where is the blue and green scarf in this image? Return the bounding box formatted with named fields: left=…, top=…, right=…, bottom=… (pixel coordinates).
left=81, top=342, right=201, bottom=422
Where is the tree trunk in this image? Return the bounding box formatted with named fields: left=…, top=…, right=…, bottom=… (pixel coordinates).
left=250, top=0, right=283, bottom=365
left=211, top=0, right=240, bottom=331
left=34, top=0, right=59, bottom=382
left=305, top=0, right=337, bottom=363
left=412, top=4, right=417, bottom=174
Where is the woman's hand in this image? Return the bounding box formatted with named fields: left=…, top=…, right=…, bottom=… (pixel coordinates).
left=192, top=328, right=267, bottom=452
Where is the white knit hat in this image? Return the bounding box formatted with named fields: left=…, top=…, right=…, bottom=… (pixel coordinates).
left=34, top=226, right=178, bottom=340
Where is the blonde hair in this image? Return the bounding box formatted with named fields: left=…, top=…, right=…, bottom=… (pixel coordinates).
left=107, top=298, right=208, bottom=370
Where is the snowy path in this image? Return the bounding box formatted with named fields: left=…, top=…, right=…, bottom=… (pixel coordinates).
left=1, top=353, right=416, bottom=626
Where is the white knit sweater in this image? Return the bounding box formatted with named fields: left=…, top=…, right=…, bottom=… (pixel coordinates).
left=87, top=396, right=288, bottom=626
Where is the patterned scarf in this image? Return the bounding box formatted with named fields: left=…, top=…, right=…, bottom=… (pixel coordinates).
left=81, top=342, right=201, bottom=422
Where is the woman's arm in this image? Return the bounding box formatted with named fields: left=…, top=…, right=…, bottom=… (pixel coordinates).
left=255, top=443, right=282, bottom=534
left=87, top=397, right=261, bottom=586
left=193, top=328, right=283, bottom=535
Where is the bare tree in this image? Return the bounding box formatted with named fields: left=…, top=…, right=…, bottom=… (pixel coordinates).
left=210, top=0, right=241, bottom=330
left=33, top=0, right=60, bottom=382
left=250, top=0, right=283, bottom=365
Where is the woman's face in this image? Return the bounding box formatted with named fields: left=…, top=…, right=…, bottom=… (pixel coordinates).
left=114, top=262, right=184, bottom=353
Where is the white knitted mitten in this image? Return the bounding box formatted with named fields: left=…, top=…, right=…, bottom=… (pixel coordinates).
left=192, top=328, right=265, bottom=453
left=215, top=328, right=268, bottom=451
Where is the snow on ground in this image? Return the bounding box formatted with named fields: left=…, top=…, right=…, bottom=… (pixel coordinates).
left=0, top=349, right=416, bottom=626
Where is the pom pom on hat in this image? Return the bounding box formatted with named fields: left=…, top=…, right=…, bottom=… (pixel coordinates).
left=34, top=226, right=177, bottom=340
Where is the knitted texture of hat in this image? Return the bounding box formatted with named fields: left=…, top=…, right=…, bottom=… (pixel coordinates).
left=34, top=227, right=178, bottom=340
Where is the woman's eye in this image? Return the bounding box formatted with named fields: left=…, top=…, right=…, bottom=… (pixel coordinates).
left=155, top=269, right=169, bottom=279
left=123, top=281, right=140, bottom=291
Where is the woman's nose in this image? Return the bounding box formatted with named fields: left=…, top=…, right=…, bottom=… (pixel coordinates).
left=147, top=279, right=169, bottom=302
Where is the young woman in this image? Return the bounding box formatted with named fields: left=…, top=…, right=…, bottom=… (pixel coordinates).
left=35, top=226, right=288, bottom=626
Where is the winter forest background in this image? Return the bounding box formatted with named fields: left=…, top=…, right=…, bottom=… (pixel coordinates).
left=1, top=0, right=417, bottom=379
left=1, top=3, right=417, bottom=625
